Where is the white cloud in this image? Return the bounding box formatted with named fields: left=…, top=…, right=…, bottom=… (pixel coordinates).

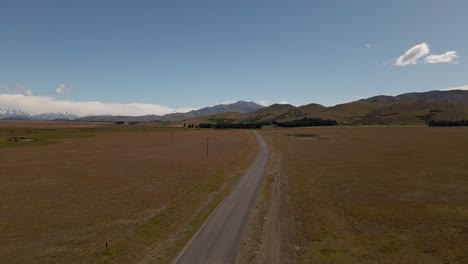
left=216, top=100, right=237, bottom=105
left=22, top=89, right=32, bottom=96
left=0, top=84, right=33, bottom=96
left=217, top=99, right=272, bottom=107
left=394, top=43, right=460, bottom=66
left=279, top=100, right=288, bottom=104
left=394, top=43, right=430, bottom=66
left=424, top=51, right=458, bottom=64
left=440, top=84, right=468, bottom=91
left=55, top=84, right=72, bottom=94
left=365, top=44, right=380, bottom=48
left=0, top=94, right=195, bottom=116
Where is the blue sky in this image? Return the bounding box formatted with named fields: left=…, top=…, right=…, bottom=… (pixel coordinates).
left=1, top=0, right=467, bottom=115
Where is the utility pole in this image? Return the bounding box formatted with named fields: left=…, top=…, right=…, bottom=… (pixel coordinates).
left=206, top=137, right=209, bottom=157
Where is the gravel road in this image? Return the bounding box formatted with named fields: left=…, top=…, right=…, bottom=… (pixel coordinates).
left=174, top=130, right=270, bottom=264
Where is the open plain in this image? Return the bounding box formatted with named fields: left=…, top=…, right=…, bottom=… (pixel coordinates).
left=2, top=122, right=468, bottom=264
left=0, top=121, right=257, bottom=263
left=241, top=127, right=468, bottom=264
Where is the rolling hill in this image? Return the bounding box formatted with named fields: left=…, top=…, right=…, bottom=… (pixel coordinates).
left=181, top=90, right=468, bottom=126
left=76, top=101, right=264, bottom=122
left=4, top=90, right=467, bottom=125
left=359, top=90, right=468, bottom=105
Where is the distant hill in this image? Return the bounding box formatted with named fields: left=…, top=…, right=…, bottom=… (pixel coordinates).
left=2, top=116, right=32, bottom=120
left=75, top=115, right=163, bottom=122
left=244, top=104, right=298, bottom=123
left=179, top=103, right=327, bottom=125
left=163, top=100, right=264, bottom=121
left=180, top=90, right=468, bottom=126
left=297, top=103, right=327, bottom=114
left=0, top=109, right=80, bottom=120
left=76, top=101, right=264, bottom=122
left=3, top=90, right=468, bottom=125
left=0, top=109, right=29, bottom=119
left=359, top=90, right=468, bottom=105
left=309, top=100, right=468, bottom=125
left=34, top=112, right=79, bottom=120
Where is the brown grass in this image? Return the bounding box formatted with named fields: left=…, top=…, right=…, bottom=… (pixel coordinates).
left=237, top=133, right=297, bottom=264
left=260, top=127, right=468, bottom=264
left=0, top=122, right=257, bottom=263
left=0, top=120, right=109, bottom=128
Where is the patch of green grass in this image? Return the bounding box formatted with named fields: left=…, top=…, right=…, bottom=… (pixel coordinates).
left=0, top=125, right=181, bottom=149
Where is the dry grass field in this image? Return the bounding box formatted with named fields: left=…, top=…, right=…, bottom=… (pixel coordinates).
left=0, top=121, right=257, bottom=263
left=251, top=127, right=468, bottom=264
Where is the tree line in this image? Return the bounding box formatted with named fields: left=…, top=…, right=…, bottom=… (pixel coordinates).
left=197, top=123, right=262, bottom=129
left=184, top=117, right=338, bottom=129
left=427, top=120, right=468, bottom=127
left=276, top=117, right=338, bottom=127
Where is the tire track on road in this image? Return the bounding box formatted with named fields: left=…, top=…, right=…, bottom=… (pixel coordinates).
left=174, top=131, right=270, bottom=264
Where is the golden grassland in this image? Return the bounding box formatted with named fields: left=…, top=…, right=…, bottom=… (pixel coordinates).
left=260, top=127, right=468, bottom=264
left=0, top=121, right=257, bottom=263
left=237, top=133, right=297, bottom=264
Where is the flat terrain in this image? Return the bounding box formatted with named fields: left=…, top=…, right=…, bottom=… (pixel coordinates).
left=176, top=131, right=269, bottom=264
left=0, top=121, right=257, bottom=263
left=242, top=127, right=468, bottom=263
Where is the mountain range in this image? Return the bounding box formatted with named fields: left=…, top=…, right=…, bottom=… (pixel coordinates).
left=74, top=100, right=264, bottom=122
left=0, top=101, right=264, bottom=121
left=358, top=90, right=468, bottom=105
left=0, top=109, right=79, bottom=120
left=175, top=90, right=468, bottom=126
left=2, top=90, right=468, bottom=125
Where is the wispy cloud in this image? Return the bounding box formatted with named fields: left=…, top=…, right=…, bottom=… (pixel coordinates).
left=55, top=84, right=72, bottom=94
left=440, top=84, right=468, bottom=91
left=424, top=51, right=458, bottom=64
left=394, top=43, right=459, bottom=66
left=216, top=100, right=237, bottom=105
left=0, top=94, right=195, bottom=116
left=394, top=43, right=430, bottom=66
left=365, top=44, right=380, bottom=48
left=216, top=99, right=272, bottom=106
left=0, top=84, right=33, bottom=96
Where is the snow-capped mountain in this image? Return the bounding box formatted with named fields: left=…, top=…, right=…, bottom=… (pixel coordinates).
left=34, top=112, right=80, bottom=120
left=0, top=108, right=80, bottom=120
left=0, top=109, right=29, bottom=119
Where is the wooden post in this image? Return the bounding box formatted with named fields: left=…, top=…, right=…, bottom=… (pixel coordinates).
left=206, top=137, right=209, bottom=157
left=105, top=241, right=108, bottom=254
